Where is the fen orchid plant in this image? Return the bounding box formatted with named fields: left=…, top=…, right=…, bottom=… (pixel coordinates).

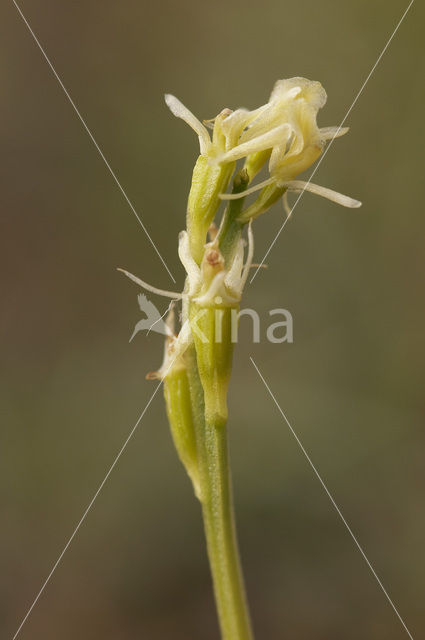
left=120, top=77, right=361, bottom=640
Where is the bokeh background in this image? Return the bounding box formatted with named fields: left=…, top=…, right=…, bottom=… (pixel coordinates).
left=1, top=1, right=424, bottom=638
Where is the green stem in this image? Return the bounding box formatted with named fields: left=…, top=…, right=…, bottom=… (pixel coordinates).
left=201, top=420, right=253, bottom=640
left=186, top=346, right=254, bottom=640
left=217, top=169, right=249, bottom=264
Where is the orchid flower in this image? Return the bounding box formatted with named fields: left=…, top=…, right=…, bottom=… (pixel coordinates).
left=217, top=77, right=361, bottom=217
left=119, top=222, right=254, bottom=377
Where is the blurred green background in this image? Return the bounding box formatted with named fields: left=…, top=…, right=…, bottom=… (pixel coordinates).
left=1, top=0, right=424, bottom=638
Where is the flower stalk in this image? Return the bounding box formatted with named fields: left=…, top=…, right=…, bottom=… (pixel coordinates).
left=186, top=344, right=253, bottom=640
left=121, top=77, right=361, bottom=639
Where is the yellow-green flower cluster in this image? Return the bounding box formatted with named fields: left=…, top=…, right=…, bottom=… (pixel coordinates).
left=121, top=77, right=361, bottom=495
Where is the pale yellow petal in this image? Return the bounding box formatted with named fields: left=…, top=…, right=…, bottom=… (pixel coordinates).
left=283, top=180, right=362, bottom=208
left=320, top=126, right=350, bottom=140
left=218, top=123, right=291, bottom=164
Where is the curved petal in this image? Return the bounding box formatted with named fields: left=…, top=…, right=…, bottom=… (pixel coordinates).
left=239, top=222, right=254, bottom=292
left=118, top=268, right=185, bottom=299
left=164, top=94, right=211, bottom=155
left=178, top=231, right=201, bottom=295
left=283, top=180, right=362, bottom=208
left=224, top=238, right=244, bottom=293
left=218, top=123, right=292, bottom=165
left=219, top=178, right=274, bottom=200
left=282, top=191, right=293, bottom=219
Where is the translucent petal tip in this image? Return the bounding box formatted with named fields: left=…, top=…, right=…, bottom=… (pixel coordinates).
left=164, top=93, right=181, bottom=115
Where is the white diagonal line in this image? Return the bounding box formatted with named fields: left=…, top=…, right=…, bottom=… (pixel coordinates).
left=12, top=0, right=176, bottom=283
left=11, top=378, right=165, bottom=640
left=250, top=0, right=414, bottom=284
left=250, top=356, right=414, bottom=640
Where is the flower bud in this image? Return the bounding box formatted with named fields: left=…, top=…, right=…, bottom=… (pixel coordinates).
left=187, top=156, right=235, bottom=264
left=238, top=182, right=286, bottom=223
left=163, top=360, right=201, bottom=500
left=244, top=149, right=271, bottom=182
left=189, top=300, right=235, bottom=429
left=189, top=244, right=239, bottom=428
